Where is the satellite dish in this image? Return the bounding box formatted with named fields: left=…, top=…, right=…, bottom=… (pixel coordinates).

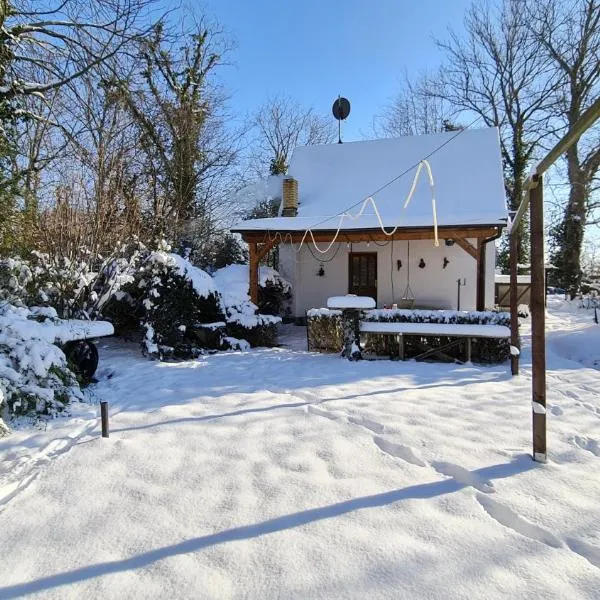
left=332, top=96, right=351, bottom=143
left=332, top=97, right=351, bottom=121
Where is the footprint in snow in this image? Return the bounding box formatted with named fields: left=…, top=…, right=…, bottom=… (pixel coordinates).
left=476, top=493, right=562, bottom=548
left=347, top=415, right=386, bottom=434
left=431, top=461, right=495, bottom=493
left=565, top=537, right=600, bottom=570
left=550, top=404, right=564, bottom=416
left=372, top=436, right=426, bottom=467
left=571, top=435, right=600, bottom=457
left=582, top=402, right=600, bottom=417
left=306, top=405, right=340, bottom=421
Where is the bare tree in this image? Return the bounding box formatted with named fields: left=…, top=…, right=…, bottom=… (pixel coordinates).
left=434, top=0, right=560, bottom=266
left=0, top=0, right=157, bottom=256
left=251, top=95, right=336, bottom=176
left=374, top=73, right=456, bottom=138
left=529, top=0, right=600, bottom=297
left=0, top=0, right=156, bottom=113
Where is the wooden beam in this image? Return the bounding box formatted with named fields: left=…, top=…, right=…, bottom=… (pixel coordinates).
left=452, top=237, right=477, bottom=259
left=239, top=226, right=501, bottom=245
left=510, top=230, right=519, bottom=375
left=248, top=242, right=259, bottom=306
left=256, top=237, right=279, bottom=263
left=476, top=240, right=486, bottom=311
left=511, top=97, right=600, bottom=232
left=530, top=174, right=546, bottom=462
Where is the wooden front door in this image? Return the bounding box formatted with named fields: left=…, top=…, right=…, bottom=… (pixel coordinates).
left=349, top=252, right=377, bottom=301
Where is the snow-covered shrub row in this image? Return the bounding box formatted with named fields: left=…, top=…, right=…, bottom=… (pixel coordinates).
left=363, top=308, right=511, bottom=326
left=306, top=307, right=510, bottom=362
left=0, top=303, right=82, bottom=435
left=0, top=244, right=291, bottom=359
left=95, top=246, right=287, bottom=357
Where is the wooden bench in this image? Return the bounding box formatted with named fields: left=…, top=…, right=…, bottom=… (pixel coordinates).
left=359, top=321, right=511, bottom=362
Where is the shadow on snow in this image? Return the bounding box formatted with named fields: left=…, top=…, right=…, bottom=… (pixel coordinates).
left=0, top=455, right=537, bottom=598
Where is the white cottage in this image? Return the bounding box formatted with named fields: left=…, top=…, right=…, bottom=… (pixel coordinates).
left=232, top=128, right=508, bottom=319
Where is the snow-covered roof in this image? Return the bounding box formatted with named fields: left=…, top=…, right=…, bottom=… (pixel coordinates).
left=233, top=128, right=508, bottom=233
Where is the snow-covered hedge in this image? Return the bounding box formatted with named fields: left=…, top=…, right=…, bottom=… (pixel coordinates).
left=363, top=308, right=511, bottom=326
left=1, top=244, right=292, bottom=359
left=306, top=309, right=344, bottom=352
left=306, top=307, right=511, bottom=363
left=0, top=302, right=82, bottom=435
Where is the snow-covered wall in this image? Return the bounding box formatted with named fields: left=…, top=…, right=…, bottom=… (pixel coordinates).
left=279, top=239, right=496, bottom=317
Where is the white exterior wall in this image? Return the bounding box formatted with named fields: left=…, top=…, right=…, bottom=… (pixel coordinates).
left=279, top=238, right=497, bottom=317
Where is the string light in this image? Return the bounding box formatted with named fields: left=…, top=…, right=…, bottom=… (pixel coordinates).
left=296, top=159, right=439, bottom=255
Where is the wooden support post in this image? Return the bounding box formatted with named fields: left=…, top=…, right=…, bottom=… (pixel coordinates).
left=510, top=230, right=519, bottom=376
left=341, top=308, right=361, bottom=360
left=530, top=175, right=547, bottom=462
left=248, top=242, right=259, bottom=306
left=100, top=401, right=109, bottom=438
left=466, top=338, right=472, bottom=363
left=398, top=334, right=405, bottom=361
left=476, top=240, right=486, bottom=312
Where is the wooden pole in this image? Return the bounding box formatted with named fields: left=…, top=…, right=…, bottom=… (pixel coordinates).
left=476, top=240, right=486, bottom=311
left=509, top=230, right=519, bottom=375
left=100, top=401, right=109, bottom=438
left=530, top=175, right=546, bottom=462
left=249, top=242, right=259, bottom=306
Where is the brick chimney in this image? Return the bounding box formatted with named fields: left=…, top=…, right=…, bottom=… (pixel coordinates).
left=281, top=177, right=298, bottom=217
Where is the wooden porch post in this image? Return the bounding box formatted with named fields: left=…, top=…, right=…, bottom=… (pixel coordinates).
left=249, top=242, right=259, bottom=306
left=530, top=174, right=546, bottom=462
left=509, top=229, right=519, bottom=375
left=476, top=240, right=486, bottom=312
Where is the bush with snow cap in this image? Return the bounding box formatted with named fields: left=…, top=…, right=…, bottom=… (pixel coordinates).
left=0, top=302, right=82, bottom=435
left=0, top=252, right=96, bottom=318
left=212, top=264, right=290, bottom=347
left=136, top=244, right=226, bottom=358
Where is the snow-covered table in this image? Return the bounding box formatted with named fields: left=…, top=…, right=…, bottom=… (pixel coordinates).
left=7, top=317, right=114, bottom=345
left=360, top=321, right=511, bottom=362
left=327, top=295, right=376, bottom=360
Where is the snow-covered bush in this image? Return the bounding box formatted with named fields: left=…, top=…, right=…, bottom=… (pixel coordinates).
left=0, top=302, right=82, bottom=435
left=138, top=247, right=225, bottom=358
left=0, top=252, right=95, bottom=318
left=225, top=313, right=281, bottom=348
left=213, top=264, right=287, bottom=347
left=1, top=244, right=291, bottom=362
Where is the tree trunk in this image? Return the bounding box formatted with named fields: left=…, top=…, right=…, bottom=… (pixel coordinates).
left=558, top=147, right=587, bottom=298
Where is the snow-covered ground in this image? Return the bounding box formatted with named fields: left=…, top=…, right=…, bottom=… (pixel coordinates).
left=1, top=298, right=600, bottom=599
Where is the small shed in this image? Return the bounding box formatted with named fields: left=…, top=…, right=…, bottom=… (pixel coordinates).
left=495, top=274, right=531, bottom=309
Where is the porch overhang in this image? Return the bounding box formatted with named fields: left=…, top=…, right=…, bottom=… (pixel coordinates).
left=233, top=224, right=504, bottom=244
left=235, top=223, right=505, bottom=311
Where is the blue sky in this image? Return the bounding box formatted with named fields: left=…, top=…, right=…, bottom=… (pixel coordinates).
left=167, top=0, right=473, bottom=140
